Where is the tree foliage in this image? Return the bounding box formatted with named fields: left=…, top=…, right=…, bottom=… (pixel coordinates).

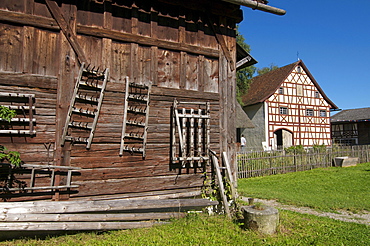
left=236, top=28, right=256, bottom=105
left=256, top=63, right=279, bottom=76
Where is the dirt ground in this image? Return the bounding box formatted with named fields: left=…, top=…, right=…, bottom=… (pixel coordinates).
left=241, top=197, right=370, bottom=225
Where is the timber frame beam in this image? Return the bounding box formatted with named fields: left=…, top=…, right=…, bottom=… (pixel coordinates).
left=206, top=14, right=235, bottom=71
left=45, top=0, right=88, bottom=65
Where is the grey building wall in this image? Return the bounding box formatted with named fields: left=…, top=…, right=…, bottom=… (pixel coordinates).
left=241, top=103, right=266, bottom=151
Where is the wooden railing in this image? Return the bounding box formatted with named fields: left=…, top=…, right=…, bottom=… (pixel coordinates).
left=237, top=145, right=370, bottom=179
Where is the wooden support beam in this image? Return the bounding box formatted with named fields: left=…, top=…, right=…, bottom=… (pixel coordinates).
left=222, top=152, right=237, bottom=200
left=1, top=212, right=185, bottom=222
left=0, top=9, right=59, bottom=31
left=0, top=198, right=218, bottom=214
left=207, top=14, right=235, bottom=71
left=0, top=221, right=166, bottom=231
left=77, top=25, right=219, bottom=58
left=210, top=152, right=231, bottom=218
left=45, top=0, right=88, bottom=65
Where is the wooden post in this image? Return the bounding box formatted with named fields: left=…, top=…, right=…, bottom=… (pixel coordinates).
left=222, top=152, right=237, bottom=200
left=189, top=108, right=194, bottom=168
left=211, top=153, right=231, bottom=218
left=45, top=0, right=87, bottom=65
left=197, top=109, right=203, bottom=168
left=53, top=2, right=79, bottom=201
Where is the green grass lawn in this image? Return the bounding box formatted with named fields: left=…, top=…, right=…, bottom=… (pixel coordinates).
left=238, top=162, right=370, bottom=212
left=1, top=163, right=369, bottom=245
left=1, top=211, right=369, bottom=246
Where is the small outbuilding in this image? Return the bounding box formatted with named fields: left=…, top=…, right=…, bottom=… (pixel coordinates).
left=331, top=107, right=370, bottom=145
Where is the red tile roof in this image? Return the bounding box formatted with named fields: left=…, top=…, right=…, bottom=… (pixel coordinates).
left=241, top=60, right=338, bottom=109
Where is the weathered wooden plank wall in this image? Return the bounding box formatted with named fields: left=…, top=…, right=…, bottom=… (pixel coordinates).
left=0, top=0, right=240, bottom=200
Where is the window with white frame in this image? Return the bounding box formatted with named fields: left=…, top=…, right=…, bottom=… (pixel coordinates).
left=315, top=91, right=320, bottom=98
left=279, top=107, right=288, bottom=115
left=306, top=109, right=314, bottom=116
left=278, top=87, right=284, bottom=94
left=319, top=110, right=326, bottom=117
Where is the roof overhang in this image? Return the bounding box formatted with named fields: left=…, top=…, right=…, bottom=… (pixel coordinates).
left=236, top=43, right=257, bottom=70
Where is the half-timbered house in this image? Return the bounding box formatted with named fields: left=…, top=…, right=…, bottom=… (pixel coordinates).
left=240, top=60, right=338, bottom=151
left=0, top=0, right=285, bottom=202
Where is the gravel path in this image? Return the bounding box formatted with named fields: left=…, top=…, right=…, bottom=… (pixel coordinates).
left=241, top=197, right=370, bottom=225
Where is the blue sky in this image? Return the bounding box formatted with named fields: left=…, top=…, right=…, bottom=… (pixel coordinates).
left=237, top=0, right=370, bottom=112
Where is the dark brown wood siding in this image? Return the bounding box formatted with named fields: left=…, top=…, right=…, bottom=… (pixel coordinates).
left=0, top=0, right=240, bottom=200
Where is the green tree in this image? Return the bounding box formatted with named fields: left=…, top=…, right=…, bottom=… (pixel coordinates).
left=236, top=28, right=256, bottom=105
left=256, top=63, right=279, bottom=76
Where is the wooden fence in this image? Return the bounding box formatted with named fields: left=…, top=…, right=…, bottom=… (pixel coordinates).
left=237, top=145, right=370, bottom=179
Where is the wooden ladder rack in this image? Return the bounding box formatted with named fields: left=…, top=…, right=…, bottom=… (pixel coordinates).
left=171, top=100, right=210, bottom=169
left=120, top=76, right=151, bottom=158
left=61, top=63, right=109, bottom=149
left=0, top=164, right=80, bottom=193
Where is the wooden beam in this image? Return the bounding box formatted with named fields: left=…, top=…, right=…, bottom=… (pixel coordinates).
left=206, top=14, right=235, bottom=71
left=45, top=0, right=88, bottom=65
left=0, top=221, right=167, bottom=231
left=0, top=9, right=59, bottom=31
left=210, top=152, right=231, bottom=217
left=1, top=212, right=185, bottom=222
left=77, top=25, right=219, bottom=58
left=1, top=198, right=218, bottom=214
left=222, top=152, right=237, bottom=199
left=0, top=72, right=58, bottom=90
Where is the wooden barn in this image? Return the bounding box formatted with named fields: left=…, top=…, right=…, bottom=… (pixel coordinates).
left=0, top=0, right=285, bottom=203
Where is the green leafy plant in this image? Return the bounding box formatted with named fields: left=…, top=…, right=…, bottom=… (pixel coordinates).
left=0, top=145, right=22, bottom=167
left=0, top=106, right=25, bottom=201
left=312, top=144, right=327, bottom=153
left=285, top=145, right=305, bottom=154
left=0, top=105, right=16, bottom=122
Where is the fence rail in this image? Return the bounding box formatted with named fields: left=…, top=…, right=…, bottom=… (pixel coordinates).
left=237, top=145, right=370, bottom=179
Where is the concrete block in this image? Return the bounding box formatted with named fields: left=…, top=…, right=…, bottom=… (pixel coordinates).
left=334, top=157, right=358, bottom=167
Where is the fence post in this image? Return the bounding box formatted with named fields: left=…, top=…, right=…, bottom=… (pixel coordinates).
left=293, top=150, right=297, bottom=172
